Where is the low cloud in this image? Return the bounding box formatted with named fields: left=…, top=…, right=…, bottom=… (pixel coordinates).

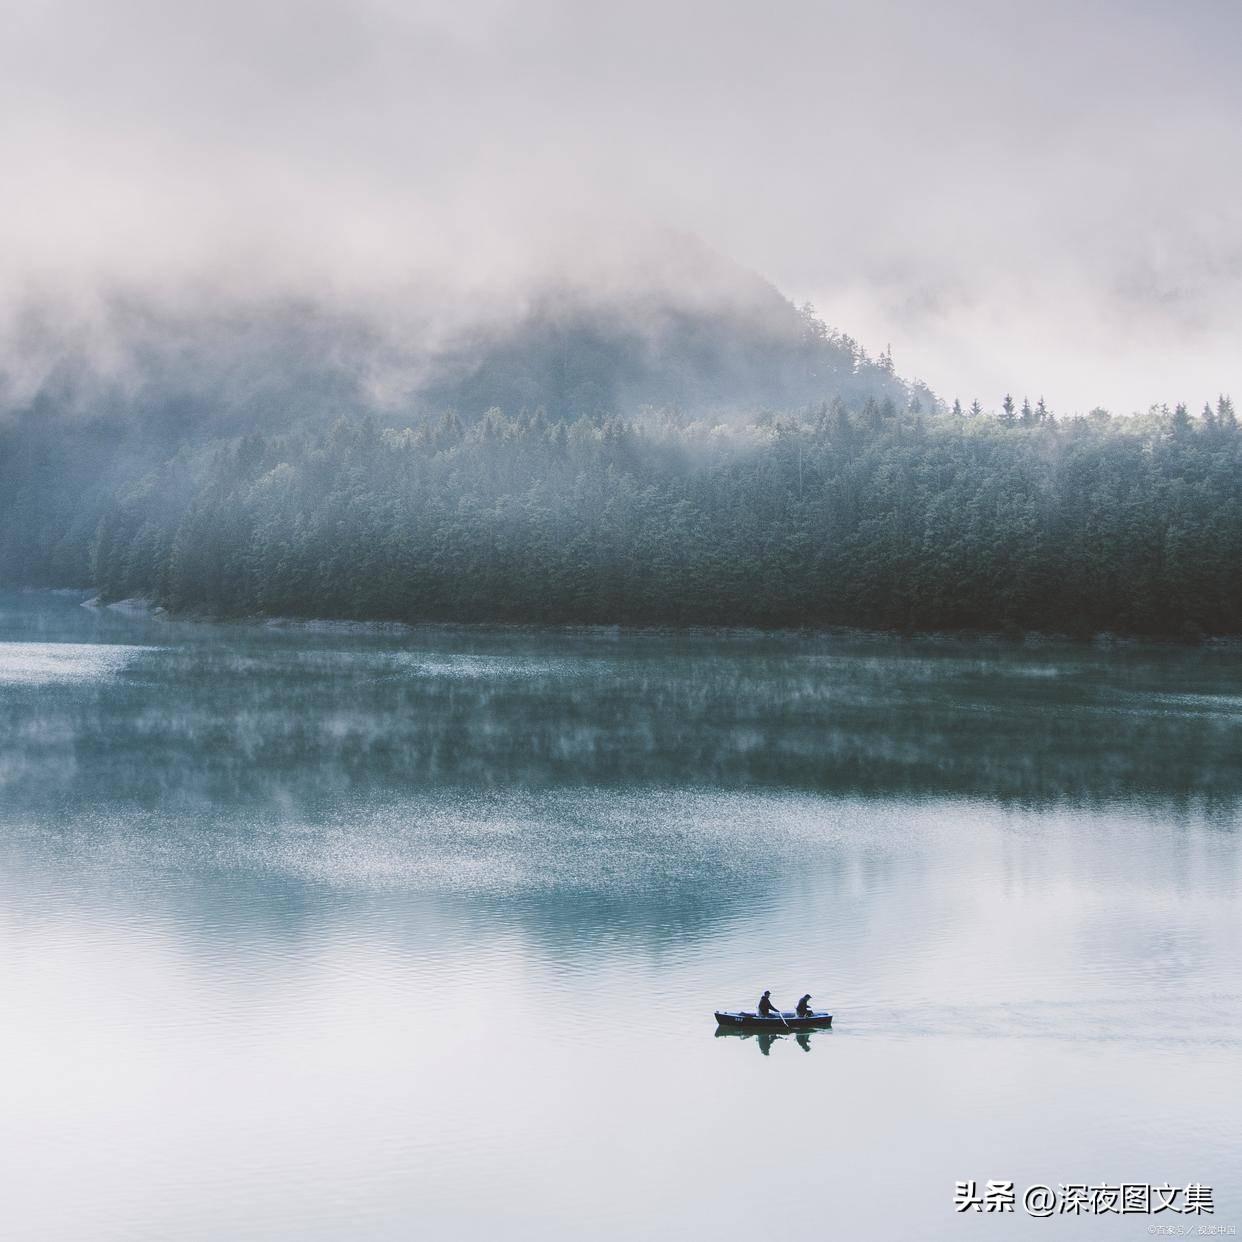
left=2, top=0, right=1240, bottom=412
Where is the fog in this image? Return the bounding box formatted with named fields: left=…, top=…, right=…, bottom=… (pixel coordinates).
left=3, top=0, right=1241, bottom=411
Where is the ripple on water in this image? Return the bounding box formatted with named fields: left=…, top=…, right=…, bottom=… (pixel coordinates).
left=0, top=641, right=150, bottom=686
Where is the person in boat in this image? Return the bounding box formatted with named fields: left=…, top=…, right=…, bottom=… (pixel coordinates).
left=758, top=990, right=779, bottom=1017
left=796, top=993, right=814, bottom=1017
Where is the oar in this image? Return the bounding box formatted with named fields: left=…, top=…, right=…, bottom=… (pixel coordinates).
left=769, top=1000, right=790, bottom=1030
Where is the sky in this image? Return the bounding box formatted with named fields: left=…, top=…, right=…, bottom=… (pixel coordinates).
left=2, top=0, right=1240, bottom=413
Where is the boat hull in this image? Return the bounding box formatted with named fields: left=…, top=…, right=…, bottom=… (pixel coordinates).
left=714, top=1010, right=832, bottom=1031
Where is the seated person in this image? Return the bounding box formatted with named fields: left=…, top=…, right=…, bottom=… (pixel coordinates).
left=757, top=990, right=778, bottom=1016
left=796, top=993, right=814, bottom=1017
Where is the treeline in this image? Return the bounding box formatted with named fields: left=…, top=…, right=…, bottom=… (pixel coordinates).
left=34, top=397, right=1241, bottom=636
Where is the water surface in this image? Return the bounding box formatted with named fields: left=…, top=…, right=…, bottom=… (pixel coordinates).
left=1, top=591, right=1238, bottom=1239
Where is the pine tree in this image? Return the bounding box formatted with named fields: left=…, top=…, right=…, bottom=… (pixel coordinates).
left=1000, top=394, right=1016, bottom=425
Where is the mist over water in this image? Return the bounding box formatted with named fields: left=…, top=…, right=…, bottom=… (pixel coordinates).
left=1, top=592, right=1238, bottom=1239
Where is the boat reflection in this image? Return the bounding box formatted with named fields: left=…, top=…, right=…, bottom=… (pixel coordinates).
left=714, top=1027, right=830, bottom=1055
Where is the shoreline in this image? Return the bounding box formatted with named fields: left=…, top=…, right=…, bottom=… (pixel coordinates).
left=57, top=588, right=1242, bottom=651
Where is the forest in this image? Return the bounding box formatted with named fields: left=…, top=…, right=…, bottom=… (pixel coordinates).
left=4, top=392, right=1239, bottom=638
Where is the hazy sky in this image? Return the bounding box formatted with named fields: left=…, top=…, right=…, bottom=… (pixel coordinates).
left=3, top=0, right=1240, bottom=411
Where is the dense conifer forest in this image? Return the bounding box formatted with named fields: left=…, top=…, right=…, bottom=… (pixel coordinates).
left=4, top=391, right=1239, bottom=637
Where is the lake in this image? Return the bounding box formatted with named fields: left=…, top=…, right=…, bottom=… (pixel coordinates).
left=1, top=590, right=1238, bottom=1239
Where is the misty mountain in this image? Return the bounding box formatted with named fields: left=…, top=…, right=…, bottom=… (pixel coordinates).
left=11, top=244, right=1240, bottom=641
left=0, top=241, right=934, bottom=614
left=414, top=274, right=911, bottom=419
left=2, top=239, right=917, bottom=438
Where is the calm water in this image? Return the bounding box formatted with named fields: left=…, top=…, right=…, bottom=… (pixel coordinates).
left=1, top=591, right=1239, bottom=1240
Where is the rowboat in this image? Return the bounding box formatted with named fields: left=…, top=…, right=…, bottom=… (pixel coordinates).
left=714, top=1009, right=833, bottom=1031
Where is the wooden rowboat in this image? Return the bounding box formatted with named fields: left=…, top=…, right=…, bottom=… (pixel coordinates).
left=714, top=1009, right=833, bottom=1031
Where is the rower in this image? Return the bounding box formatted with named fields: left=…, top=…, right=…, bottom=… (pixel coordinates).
left=757, top=990, right=778, bottom=1017
left=796, top=993, right=813, bottom=1017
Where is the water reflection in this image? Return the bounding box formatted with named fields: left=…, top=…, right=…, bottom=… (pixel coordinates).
left=713, top=1028, right=828, bottom=1055
left=2, top=591, right=1241, bottom=816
